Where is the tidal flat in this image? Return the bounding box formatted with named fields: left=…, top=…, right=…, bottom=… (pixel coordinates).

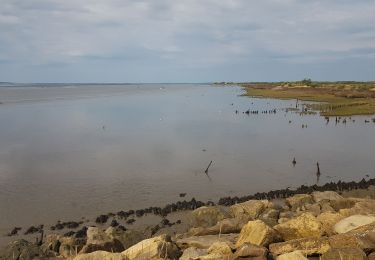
left=0, top=83, right=374, bottom=249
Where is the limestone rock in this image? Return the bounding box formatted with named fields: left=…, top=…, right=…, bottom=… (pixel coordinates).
left=177, top=234, right=238, bottom=250
left=274, top=213, right=323, bottom=241
left=179, top=247, right=207, bottom=260
left=81, top=226, right=124, bottom=254
left=286, top=194, right=313, bottom=210
left=304, top=203, right=321, bottom=217
left=188, top=218, right=243, bottom=236
left=235, top=220, right=280, bottom=248
left=59, top=236, right=86, bottom=258
left=334, top=215, right=375, bottom=234
left=230, top=200, right=268, bottom=222
left=73, top=251, right=126, bottom=260
left=80, top=239, right=124, bottom=254
left=317, top=212, right=344, bottom=236
left=368, top=252, right=375, bottom=260
left=234, top=243, right=268, bottom=258
left=207, top=242, right=233, bottom=256
left=0, top=239, right=46, bottom=260
left=321, top=248, right=367, bottom=260
left=330, top=199, right=355, bottom=211
left=269, top=237, right=330, bottom=256
left=105, top=227, right=145, bottom=249
left=191, top=206, right=229, bottom=228
left=122, top=234, right=180, bottom=260
left=277, top=251, right=308, bottom=260
left=312, top=191, right=343, bottom=203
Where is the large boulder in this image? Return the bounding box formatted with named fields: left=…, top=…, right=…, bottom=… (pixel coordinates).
left=191, top=206, right=229, bottom=228
left=234, top=243, right=268, bottom=258
left=207, top=242, right=233, bottom=256
left=177, top=234, right=238, bottom=250
left=0, top=239, right=48, bottom=260
left=286, top=194, right=313, bottom=210
left=105, top=227, right=146, bottom=249
left=277, top=250, right=308, bottom=260
left=311, top=191, right=343, bottom=203
left=334, top=215, right=375, bottom=234
left=188, top=218, right=243, bottom=236
left=59, top=236, right=86, bottom=258
left=179, top=247, right=207, bottom=260
left=80, top=226, right=124, bottom=254
left=122, top=234, right=180, bottom=260
left=269, top=237, right=330, bottom=256
left=330, top=198, right=355, bottom=211
left=317, top=212, right=345, bottom=236
left=321, top=248, right=367, bottom=260
left=235, top=220, right=280, bottom=248
left=273, top=213, right=323, bottom=241
left=230, top=200, right=268, bottom=222
left=73, top=251, right=126, bottom=260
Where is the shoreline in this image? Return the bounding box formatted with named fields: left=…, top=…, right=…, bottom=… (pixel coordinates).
left=2, top=177, right=375, bottom=258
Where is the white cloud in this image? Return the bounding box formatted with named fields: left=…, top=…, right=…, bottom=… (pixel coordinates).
left=0, top=0, right=375, bottom=81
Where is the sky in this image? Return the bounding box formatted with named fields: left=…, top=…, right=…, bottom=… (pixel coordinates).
left=0, top=0, right=375, bottom=83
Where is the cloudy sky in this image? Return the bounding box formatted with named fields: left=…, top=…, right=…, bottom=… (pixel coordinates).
left=1, top=0, right=375, bottom=83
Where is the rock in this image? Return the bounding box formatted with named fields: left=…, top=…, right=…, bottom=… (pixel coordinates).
left=369, top=252, right=375, bottom=260
left=230, top=200, right=268, bottom=222
left=236, top=220, right=280, bottom=248
left=73, top=251, right=126, bottom=260
left=274, top=213, right=323, bottom=241
left=86, top=227, right=108, bottom=244
left=311, top=191, right=343, bottom=203
left=286, top=194, right=313, bottom=210
left=207, top=242, right=233, bottom=256
left=80, top=239, right=124, bottom=254
left=304, top=203, right=321, bottom=217
left=259, top=208, right=280, bottom=227
left=351, top=200, right=375, bottom=215
left=320, top=202, right=335, bottom=213
left=0, top=239, right=45, bottom=260
left=334, top=215, right=375, bottom=234
left=177, top=234, right=238, bottom=250
left=234, top=243, right=268, bottom=258
left=330, top=198, right=355, bottom=211
left=317, top=212, right=345, bottom=236
left=269, top=237, right=330, bottom=256
left=122, top=234, right=180, bottom=260
left=179, top=247, right=208, bottom=260
left=191, top=206, right=229, bottom=228
left=321, top=248, right=367, bottom=260
left=79, top=226, right=125, bottom=254
left=188, top=218, right=243, bottom=236
left=59, top=236, right=86, bottom=258
left=278, top=218, right=289, bottom=224
left=328, top=233, right=364, bottom=249
left=105, top=227, right=146, bottom=249
left=277, top=251, right=308, bottom=260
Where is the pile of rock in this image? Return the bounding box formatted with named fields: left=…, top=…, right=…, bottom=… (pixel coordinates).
left=2, top=190, right=375, bottom=259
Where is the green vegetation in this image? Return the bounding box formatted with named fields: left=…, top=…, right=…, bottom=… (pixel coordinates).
left=237, top=80, right=375, bottom=116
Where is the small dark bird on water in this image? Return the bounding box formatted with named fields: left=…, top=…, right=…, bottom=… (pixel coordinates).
left=179, top=193, right=186, bottom=198
left=292, top=158, right=296, bottom=167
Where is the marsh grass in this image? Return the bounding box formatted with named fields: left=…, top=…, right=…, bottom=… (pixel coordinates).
left=238, top=81, right=375, bottom=116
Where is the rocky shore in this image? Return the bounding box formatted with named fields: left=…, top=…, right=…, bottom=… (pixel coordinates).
left=2, top=179, right=375, bottom=259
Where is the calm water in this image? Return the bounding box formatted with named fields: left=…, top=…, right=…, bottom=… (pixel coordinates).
left=0, top=84, right=374, bottom=237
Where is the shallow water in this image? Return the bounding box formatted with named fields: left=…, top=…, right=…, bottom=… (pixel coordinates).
left=0, top=83, right=374, bottom=239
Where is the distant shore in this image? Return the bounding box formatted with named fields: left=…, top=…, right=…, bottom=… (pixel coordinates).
left=217, top=81, right=375, bottom=116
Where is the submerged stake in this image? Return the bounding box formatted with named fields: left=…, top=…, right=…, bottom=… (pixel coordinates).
left=205, top=160, right=213, bottom=174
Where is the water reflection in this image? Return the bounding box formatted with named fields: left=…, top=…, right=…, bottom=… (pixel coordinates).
left=0, top=84, right=374, bottom=234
